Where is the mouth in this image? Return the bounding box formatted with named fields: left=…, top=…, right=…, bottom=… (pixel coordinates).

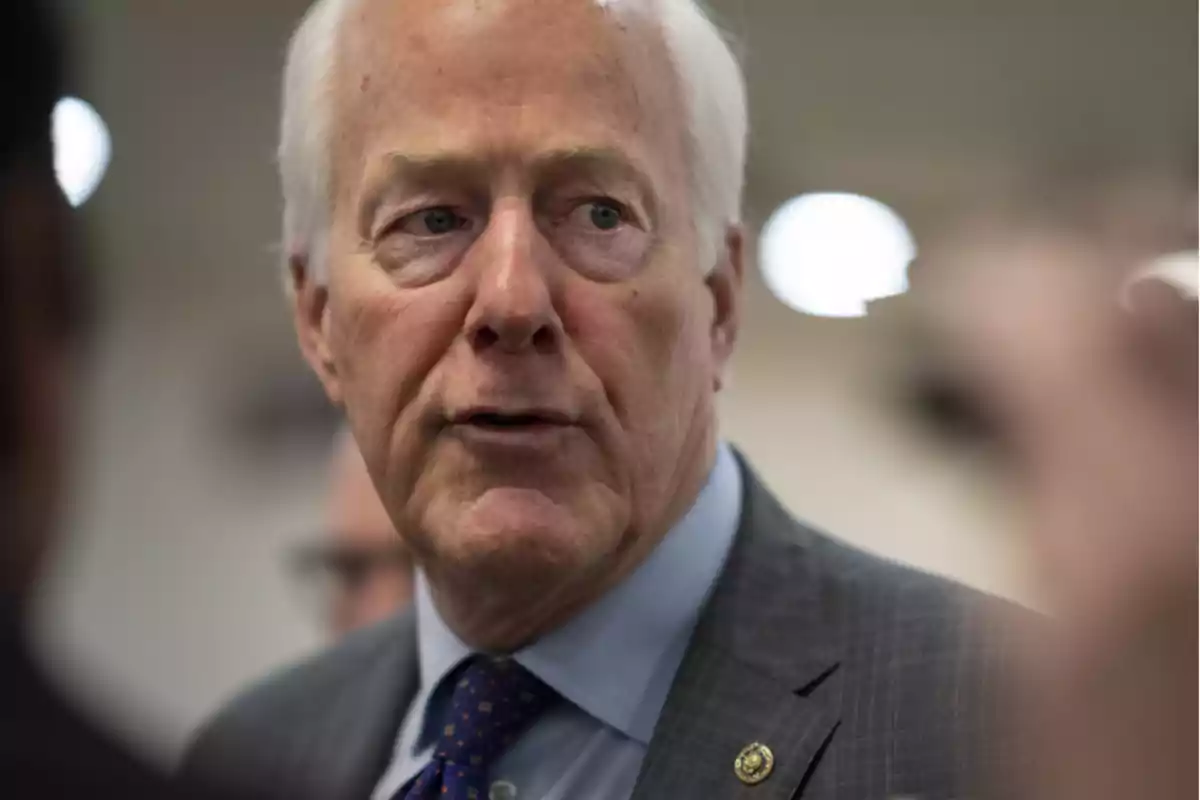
left=450, top=407, right=576, bottom=431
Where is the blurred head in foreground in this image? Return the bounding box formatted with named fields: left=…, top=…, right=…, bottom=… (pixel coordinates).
left=0, top=0, right=80, bottom=610
left=293, top=429, right=413, bottom=638
left=0, top=5, right=255, bottom=797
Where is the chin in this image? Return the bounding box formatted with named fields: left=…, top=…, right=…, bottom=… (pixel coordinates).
left=428, top=485, right=621, bottom=583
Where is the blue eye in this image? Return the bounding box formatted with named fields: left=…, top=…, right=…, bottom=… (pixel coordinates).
left=399, top=207, right=467, bottom=236
left=588, top=201, right=623, bottom=231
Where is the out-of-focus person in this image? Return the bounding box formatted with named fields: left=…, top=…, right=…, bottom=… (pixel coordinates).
left=926, top=215, right=1197, bottom=800
left=291, top=429, right=413, bottom=638
left=0, top=3, right=260, bottom=798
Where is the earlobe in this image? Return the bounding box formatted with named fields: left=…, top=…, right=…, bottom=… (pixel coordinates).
left=289, top=255, right=343, bottom=406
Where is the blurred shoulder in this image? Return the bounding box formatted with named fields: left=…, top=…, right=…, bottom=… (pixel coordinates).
left=206, top=611, right=412, bottom=726
left=180, top=610, right=417, bottom=793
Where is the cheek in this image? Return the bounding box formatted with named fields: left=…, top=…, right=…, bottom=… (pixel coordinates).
left=568, top=277, right=708, bottom=422
left=327, top=269, right=468, bottom=456
left=630, top=288, right=710, bottom=407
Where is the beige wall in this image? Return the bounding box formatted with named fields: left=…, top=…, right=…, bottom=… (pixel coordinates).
left=723, top=273, right=1026, bottom=601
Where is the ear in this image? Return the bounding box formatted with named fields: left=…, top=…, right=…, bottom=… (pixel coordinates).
left=289, top=255, right=344, bottom=406
left=705, top=224, right=744, bottom=392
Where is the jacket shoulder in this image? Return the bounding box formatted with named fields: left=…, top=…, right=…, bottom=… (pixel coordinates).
left=806, top=531, right=1031, bottom=797
left=180, top=611, right=416, bottom=797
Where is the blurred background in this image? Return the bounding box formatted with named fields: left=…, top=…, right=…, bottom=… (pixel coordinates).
left=29, top=0, right=1195, bottom=770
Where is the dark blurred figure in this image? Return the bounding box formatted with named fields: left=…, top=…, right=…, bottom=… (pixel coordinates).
left=291, top=429, right=413, bottom=639
left=0, top=4, right=256, bottom=798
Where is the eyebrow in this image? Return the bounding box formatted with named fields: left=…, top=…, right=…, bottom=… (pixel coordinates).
left=530, top=147, right=654, bottom=193
left=357, top=146, right=657, bottom=225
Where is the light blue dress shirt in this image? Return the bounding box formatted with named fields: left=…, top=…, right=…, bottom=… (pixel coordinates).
left=371, top=442, right=742, bottom=800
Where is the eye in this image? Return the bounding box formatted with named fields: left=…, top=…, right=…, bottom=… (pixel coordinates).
left=546, top=196, right=650, bottom=282
left=566, top=199, right=629, bottom=232
left=587, top=200, right=624, bottom=231
left=394, top=206, right=469, bottom=237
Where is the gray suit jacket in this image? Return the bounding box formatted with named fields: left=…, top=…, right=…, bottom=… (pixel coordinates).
left=183, top=459, right=1015, bottom=800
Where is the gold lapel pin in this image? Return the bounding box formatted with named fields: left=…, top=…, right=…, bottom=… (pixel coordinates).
left=734, top=742, right=774, bottom=785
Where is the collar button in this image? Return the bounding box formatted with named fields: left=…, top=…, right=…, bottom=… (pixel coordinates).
left=489, top=779, right=518, bottom=800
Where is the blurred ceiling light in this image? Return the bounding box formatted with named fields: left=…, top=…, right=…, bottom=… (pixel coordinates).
left=52, top=97, right=111, bottom=207
left=759, top=192, right=916, bottom=318
left=1129, top=249, right=1199, bottom=299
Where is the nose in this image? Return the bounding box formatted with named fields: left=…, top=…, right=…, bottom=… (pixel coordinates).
left=464, top=203, right=562, bottom=355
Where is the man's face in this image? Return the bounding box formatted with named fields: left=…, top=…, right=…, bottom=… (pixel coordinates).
left=294, top=0, right=741, bottom=601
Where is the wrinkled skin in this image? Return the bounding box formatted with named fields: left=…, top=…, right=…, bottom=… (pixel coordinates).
left=290, top=0, right=742, bottom=650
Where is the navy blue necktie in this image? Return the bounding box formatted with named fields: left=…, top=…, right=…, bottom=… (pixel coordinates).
left=398, top=656, right=560, bottom=800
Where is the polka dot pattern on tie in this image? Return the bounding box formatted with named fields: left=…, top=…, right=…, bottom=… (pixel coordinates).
left=397, top=656, right=560, bottom=800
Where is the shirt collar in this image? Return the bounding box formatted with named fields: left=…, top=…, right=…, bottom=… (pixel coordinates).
left=413, top=441, right=742, bottom=745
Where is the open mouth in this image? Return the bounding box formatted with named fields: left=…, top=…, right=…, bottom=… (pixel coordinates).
left=453, top=409, right=575, bottom=430
left=468, top=412, right=558, bottom=428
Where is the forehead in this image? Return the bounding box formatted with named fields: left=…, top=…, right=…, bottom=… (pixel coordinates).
left=329, top=0, right=688, bottom=194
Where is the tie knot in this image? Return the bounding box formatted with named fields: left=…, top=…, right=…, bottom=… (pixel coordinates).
left=433, top=656, right=559, bottom=771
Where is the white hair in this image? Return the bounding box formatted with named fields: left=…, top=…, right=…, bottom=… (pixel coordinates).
left=278, top=0, right=747, bottom=282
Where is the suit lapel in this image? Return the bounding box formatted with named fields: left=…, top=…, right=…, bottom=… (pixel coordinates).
left=631, top=456, right=842, bottom=800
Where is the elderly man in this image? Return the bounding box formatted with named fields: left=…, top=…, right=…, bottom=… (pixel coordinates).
left=292, top=429, right=414, bottom=638
left=185, top=0, right=1014, bottom=797
left=183, top=1, right=1008, bottom=799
